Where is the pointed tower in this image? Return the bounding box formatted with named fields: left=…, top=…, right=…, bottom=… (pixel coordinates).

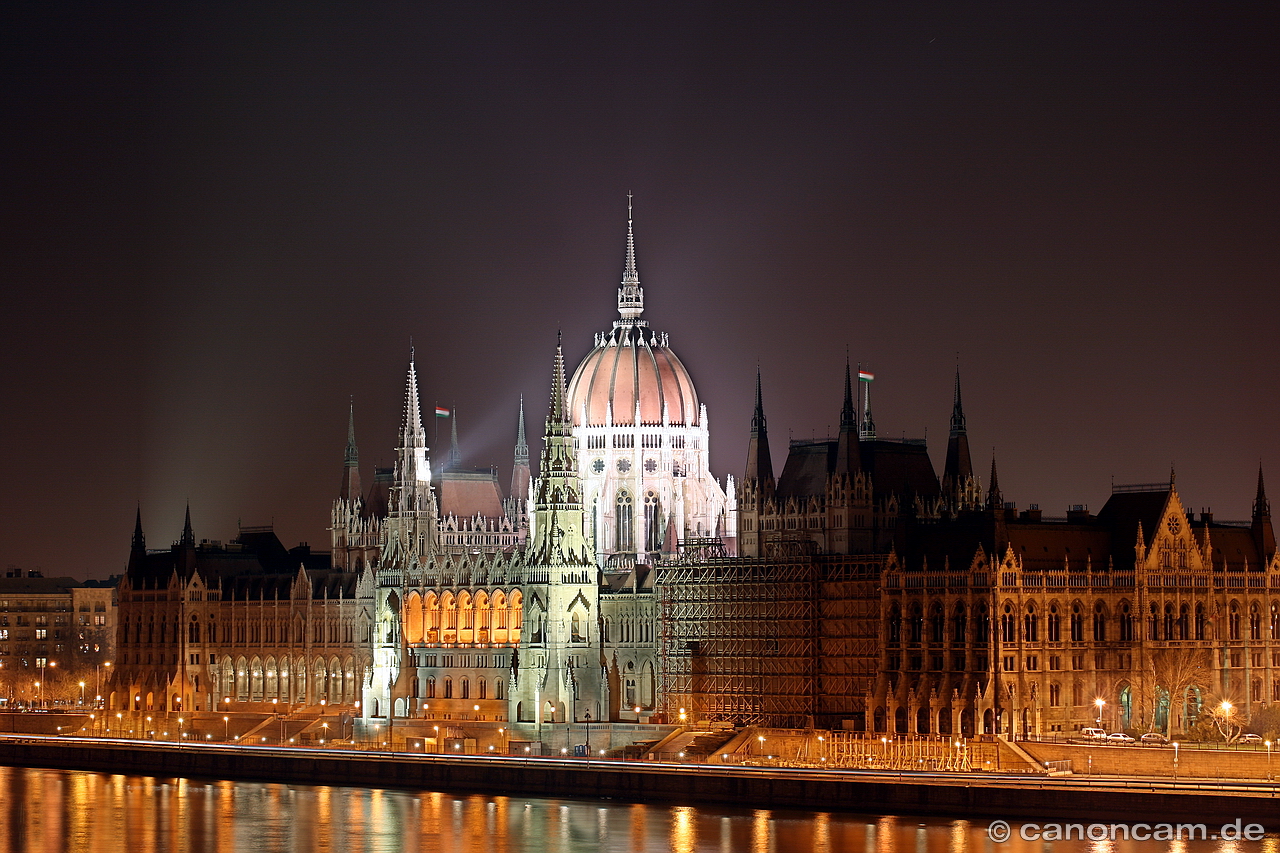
left=530, top=337, right=592, bottom=566
left=744, top=368, right=774, bottom=489
left=340, top=399, right=362, bottom=502
left=448, top=406, right=462, bottom=470
left=986, top=455, right=1002, bottom=512
left=507, top=396, right=532, bottom=533
left=180, top=503, right=195, bottom=547
left=617, top=193, right=644, bottom=320
left=386, top=347, right=436, bottom=566
left=515, top=338, right=601, bottom=732
left=1253, top=466, right=1276, bottom=562
left=132, top=506, right=146, bottom=553
left=834, top=359, right=862, bottom=475
left=858, top=363, right=876, bottom=440
left=942, top=369, right=976, bottom=512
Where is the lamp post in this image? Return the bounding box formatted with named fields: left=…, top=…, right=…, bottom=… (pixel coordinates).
left=223, top=716, right=230, bottom=742
left=498, top=727, right=505, bottom=755
left=584, top=711, right=591, bottom=757
left=34, top=681, right=40, bottom=710
left=1095, top=698, right=1106, bottom=731
left=96, top=661, right=110, bottom=707
left=321, top=722, right=329, bottom=745
left=78, top=682, right=85, bottom=707
left=1173, top=741, right=1180, bottom=782
left=38, top=659, right=56, bottom=709
left=1266, top=740, right=1273, bottom=782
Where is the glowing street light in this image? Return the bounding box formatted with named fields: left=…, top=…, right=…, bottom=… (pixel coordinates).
left=1094, top=698, right=1106, bottom=729
left=223, top=716, right=230, bottom=742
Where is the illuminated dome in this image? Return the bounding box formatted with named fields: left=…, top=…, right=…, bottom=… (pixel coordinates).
left=566, top=326, right=700, bottom=427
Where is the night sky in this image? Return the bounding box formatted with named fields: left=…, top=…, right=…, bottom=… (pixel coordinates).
left=4, top=4, right=1278, bottom=579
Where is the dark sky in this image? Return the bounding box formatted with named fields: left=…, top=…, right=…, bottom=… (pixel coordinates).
left=4, top=3, right=1278, bottom=579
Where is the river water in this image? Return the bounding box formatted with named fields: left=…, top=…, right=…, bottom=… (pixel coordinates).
left=0, top=765, right=1276, bottom=852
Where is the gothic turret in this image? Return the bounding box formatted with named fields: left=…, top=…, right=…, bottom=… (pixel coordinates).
left=858, top=364, right=876, bottom=440
left=340, top=399, right=361, bottom=502
left=744, top=368, right=774, bottom=490
left=447, top=406, right=462, bottom=470
left=530, top=336, right=592, bottom=566
left=617, top=194, right=644, bottom=321
left=835, top=360, right=861, bottom=475
left=386, top=348, right=436, bottom=565
left=1253, top=466, right=1276, bottom=562
left=986, top=455, right=1002, bottom=512
left=943, top=369, right=977, bottom=512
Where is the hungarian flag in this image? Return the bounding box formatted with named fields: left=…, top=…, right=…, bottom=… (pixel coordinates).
left=858, top=370, right=874, bottom=382
left=435, top=406, right=450, bottom=418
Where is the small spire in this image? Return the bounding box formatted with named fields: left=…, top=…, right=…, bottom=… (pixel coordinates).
left=449, top=404, right=461, bottom=469
left=515, top=395, right=528, bottom=465
left=745, top=366, right=774, bottom=486
left=401, top=347, right=426, bottom=448
left=949, top=368, right=966, bottom=437
left=986, top=453, right=1002, bottom=511
left=132, top=506, right=145, bottom=551
left=858, top=362, right=876, bottom=440
left=1255, top=465, right=1270, bottom=519
left=617, top=194, right=644, bottom=320
left=344, top=397, right=358, bottom=467
left=180, top=502, right=195, bottom=547
left=840, top=357, right=856, bottom=433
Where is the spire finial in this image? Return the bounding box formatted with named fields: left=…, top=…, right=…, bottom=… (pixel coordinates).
left=950, top=367, right=966, bottom=437
left=181, top=502, right=195, bottom=547
left=986, top=452, right=1002, bottom=511
left=449, top=403, right=461, bottom=469
left=618, top=195, right=644, bottom=320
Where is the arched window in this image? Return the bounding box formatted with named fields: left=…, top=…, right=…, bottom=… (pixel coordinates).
left=1250, top=603, right=1262, bottom=640
left=426, top=677, right=436, bottom=699
left=909, top=603, right=924, bottom=644
left=444, top=678, right=453, bottom=699
left=1023, top=605, right=1038, bottom=643
left=1092, top=602, right=1107, bottom=642
left=571, top=611, right=584, bottom=643
left=461, top=678, right=470, bottom=700
left=1070, top=604, right=1083, bottom=642
left=1178, top=604, right=1190, bottom=640
left=616, top=490, right=634, bottom=551
left=1230, top=603, right=1241, bottom=641
left=1164, top=603, right=1175, bottom=640
left=644, top=491, right=662, bottom=552
left=1195, top=603, right=1206, bottom=640
left=1118, top=603, right=1133, bottom=642
left=887, top=604, right=901, bottom=645
left=929, top=602, right=944, bottom=644
left=1047, top=605, right=1061, bottom=642
left=1000, top=604, right=1016, bottom=644
left=952, top=603, right=967, bottom=645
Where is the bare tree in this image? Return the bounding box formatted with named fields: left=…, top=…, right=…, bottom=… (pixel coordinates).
left=1149, top=647, right=1212, bottom=735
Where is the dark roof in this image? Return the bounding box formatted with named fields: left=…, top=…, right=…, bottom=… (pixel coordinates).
left=776, top=438, right=942, bottom=504
left=0, top=576, right=90, bottom=594
left=126, top=526, right=339, bottom=596
left=1095, top=489, right=1170, bottom=571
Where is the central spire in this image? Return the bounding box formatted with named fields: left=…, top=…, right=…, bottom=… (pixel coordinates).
left=617, top=193, right=645, bottom=322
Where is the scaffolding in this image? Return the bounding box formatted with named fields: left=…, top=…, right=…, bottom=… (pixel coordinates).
left=656, top=553, right=885, bottom=729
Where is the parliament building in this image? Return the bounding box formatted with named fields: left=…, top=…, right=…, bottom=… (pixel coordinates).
left=113, top=209, right=1280, bottom=746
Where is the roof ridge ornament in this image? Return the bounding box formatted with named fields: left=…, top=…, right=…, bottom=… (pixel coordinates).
left=617, top=193, right=645, bottom=323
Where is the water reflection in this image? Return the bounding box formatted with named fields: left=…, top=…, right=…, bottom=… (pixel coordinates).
left=0, top=766, right=1273, bottom=852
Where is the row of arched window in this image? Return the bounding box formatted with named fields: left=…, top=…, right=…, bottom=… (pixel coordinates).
left=888, top=598, right=1280, bottom=646
left=402, top=589, right=523, bottom=645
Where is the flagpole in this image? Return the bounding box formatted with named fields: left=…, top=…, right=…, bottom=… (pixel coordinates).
left=434, top=400, right=439, bottom=450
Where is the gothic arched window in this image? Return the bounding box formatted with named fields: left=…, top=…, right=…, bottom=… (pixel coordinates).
left=644, top=491, right=661, bottom=552
left=616, top=490, right=634, bottom=551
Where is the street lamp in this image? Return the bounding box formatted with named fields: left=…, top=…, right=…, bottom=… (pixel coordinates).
left=79, top=682, right=85, bottom=706
left=321, top=722, right=329, bottom=745
left=498, top=727, right=505, bottom=754
left=1266, top=740, right=1273, bottom=781
left=1173, top=741, right=1180, bottom=782
left=34, top=682, right=40, bottom=710
left=96, top=661, right=111, bottom=708
left=1094, top=698, right=1106, bottom=730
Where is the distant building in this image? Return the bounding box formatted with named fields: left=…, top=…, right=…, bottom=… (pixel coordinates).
left=0, top=570, right=115, bottom=707
left=111, top=509, right=368, bottom=713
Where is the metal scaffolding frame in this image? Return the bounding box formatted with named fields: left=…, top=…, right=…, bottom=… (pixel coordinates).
left=656, top=553, right=885, bottom=729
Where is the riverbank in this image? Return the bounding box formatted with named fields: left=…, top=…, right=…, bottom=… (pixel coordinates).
left=1, top=737, right=1277, bottom=829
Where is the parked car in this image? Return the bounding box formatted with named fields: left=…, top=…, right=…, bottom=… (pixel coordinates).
left=1107, top=732, right=1136, bottom=743
left=1139, top=733, right=1168, bottom=744
left=1240, top=733, right=1265, bottom=744
left=1080, top=727, right=1108, bottom=739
